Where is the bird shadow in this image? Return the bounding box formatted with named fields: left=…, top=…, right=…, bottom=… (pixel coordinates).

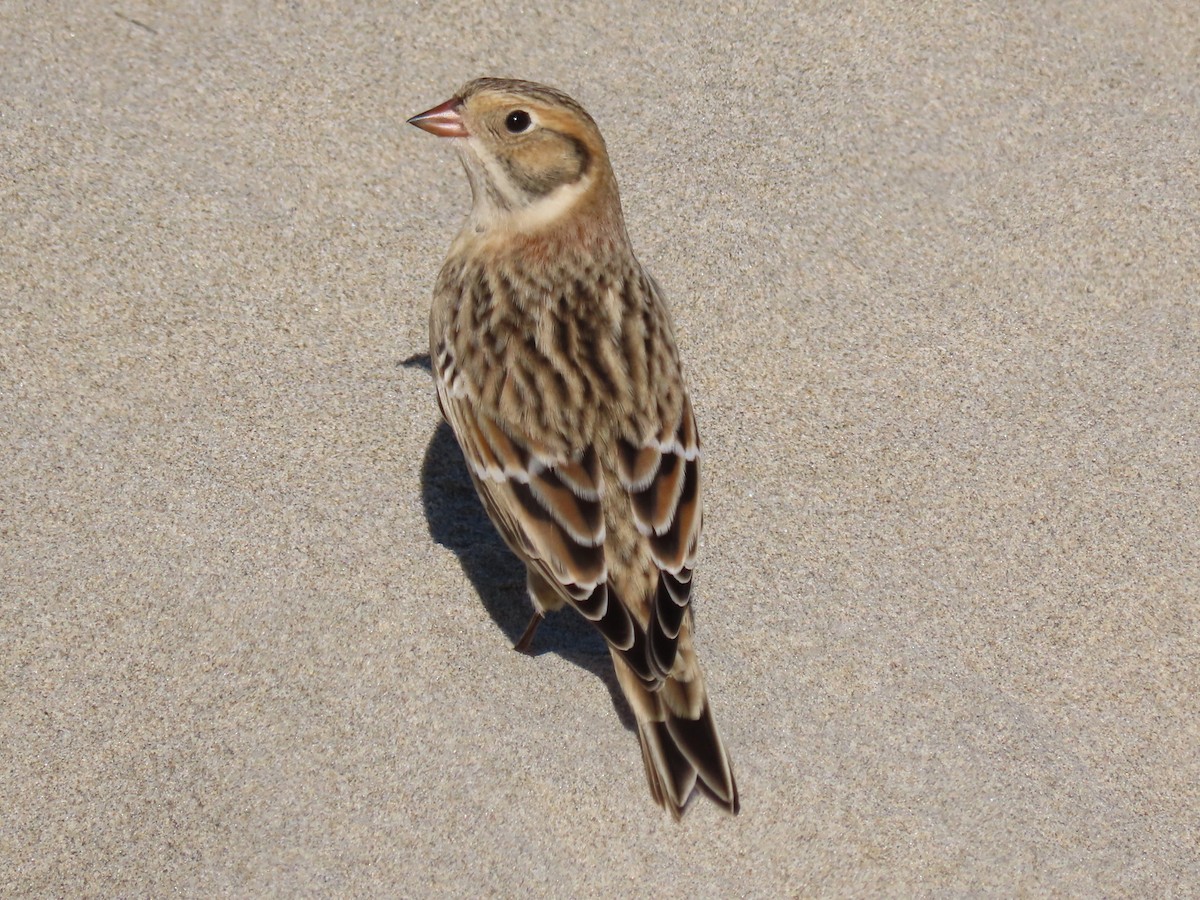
left=409, top=356, right=635, bottom=733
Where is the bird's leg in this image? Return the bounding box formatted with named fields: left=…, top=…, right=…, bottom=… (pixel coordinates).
left=513, top=611, right=545, bottom=654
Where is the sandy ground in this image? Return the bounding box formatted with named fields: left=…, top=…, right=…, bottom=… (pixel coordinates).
left=3, top=2, right=1198, bottom=896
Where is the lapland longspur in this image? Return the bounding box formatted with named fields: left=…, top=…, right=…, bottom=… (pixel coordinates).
left=409, top=78, right=738, bottom=818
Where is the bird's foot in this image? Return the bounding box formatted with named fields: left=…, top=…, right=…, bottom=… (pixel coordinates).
left=513, top=612, right=545, bottom=655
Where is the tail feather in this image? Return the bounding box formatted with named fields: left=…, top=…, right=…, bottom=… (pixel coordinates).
left=613, top=650, right=739, bottom=818
left=665, top=707, right=738, bottom=808
left=639, top=720, right=700, bottom=820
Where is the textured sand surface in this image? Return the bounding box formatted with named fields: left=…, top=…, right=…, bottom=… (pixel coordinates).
left=3, top=3, right=1198, bottom=895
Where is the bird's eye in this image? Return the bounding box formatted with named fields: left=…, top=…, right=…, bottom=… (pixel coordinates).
left=505, top=110, right=532, bottom=133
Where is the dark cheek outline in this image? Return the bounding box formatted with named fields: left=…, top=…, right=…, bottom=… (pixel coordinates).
left=566, top=135, right=592, bottom=179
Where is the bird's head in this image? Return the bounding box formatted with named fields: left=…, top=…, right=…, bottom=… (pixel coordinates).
left=409, top=78, right=625, bottom=247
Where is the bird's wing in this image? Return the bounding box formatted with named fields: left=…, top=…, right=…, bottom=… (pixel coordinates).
left=430, top=271, right=703, bottom=688
left=436, top=366, right=663, bottom=683
left=613, top=392, right=703, bottom=681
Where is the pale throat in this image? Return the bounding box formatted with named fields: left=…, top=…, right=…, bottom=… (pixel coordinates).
left=458, top=143, right=594, bottom=238
left=505, top=177, right=593, bottom=234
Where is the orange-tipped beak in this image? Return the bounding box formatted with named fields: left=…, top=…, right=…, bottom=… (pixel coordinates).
left=407, top=98, right=468, bottom=138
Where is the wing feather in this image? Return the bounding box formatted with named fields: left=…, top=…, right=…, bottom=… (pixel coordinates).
left=436, top=365, right=655, bottom=672
left=619, top=395, right=704, bottom=679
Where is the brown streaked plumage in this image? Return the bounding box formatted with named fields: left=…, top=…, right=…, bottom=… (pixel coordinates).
left=409, top=77, right=738, bottom=818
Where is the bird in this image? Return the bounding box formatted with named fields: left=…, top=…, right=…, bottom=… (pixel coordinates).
left=408, top=77, right=738, bottom=818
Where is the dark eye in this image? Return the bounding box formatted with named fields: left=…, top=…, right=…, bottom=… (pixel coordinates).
left=505, top=110, right=532, bottom=133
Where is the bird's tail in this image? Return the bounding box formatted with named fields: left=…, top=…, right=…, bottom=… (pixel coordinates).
left=611, top=649, right=739, bottom=819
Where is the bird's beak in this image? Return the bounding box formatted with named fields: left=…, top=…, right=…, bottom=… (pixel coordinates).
left=407, top=98, right=468, bottom=138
